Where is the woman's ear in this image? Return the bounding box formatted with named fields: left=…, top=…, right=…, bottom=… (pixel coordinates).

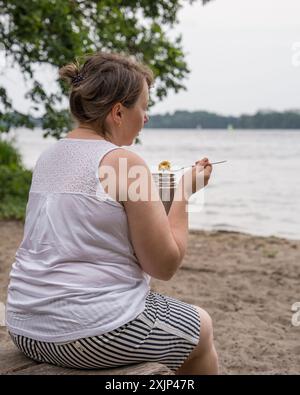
left=111, top=102, right=123, bottom=126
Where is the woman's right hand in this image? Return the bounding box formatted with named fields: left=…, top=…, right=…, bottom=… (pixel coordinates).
left=179, top=157, right=213, bottom=197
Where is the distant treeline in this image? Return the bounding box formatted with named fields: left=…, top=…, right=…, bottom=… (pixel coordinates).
left=145, top=110, right=300, bottom=129
left=2, top=110, right=300, bottom=131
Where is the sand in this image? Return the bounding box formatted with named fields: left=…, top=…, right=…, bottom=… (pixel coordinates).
left=0, top=220, right=299, bottom=374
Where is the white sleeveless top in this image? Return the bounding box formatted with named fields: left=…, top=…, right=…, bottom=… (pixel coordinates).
left=6, top=138, right=151, bottom=343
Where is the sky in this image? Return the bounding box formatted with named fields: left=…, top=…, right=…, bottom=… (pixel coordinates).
left=1, top=0, right=300, bottom=117
left=150, top=0, right=300, bottom=115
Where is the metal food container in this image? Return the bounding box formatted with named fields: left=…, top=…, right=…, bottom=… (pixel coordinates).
left=152, top=171, right=177, bottom=214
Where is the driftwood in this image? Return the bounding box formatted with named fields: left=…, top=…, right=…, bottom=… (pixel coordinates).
left=0, top=342, right=174, bottom=375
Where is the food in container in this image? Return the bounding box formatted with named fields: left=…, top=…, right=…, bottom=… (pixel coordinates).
left=158, top=160, right=171, bottom=171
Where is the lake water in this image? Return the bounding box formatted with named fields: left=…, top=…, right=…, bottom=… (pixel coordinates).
left=6, top=128, right=300, bottom=240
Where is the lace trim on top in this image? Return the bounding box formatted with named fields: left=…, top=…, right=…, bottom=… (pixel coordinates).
left=30, top=139, right=123, bottom=207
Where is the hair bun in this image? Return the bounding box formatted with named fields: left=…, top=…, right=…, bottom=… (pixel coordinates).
left=59, top=63, right=81, bottom=86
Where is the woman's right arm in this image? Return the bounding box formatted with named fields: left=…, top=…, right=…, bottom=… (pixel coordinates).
left=100, top=148, right=212, bottom=281
left=167, top=157, right=212, bottom=270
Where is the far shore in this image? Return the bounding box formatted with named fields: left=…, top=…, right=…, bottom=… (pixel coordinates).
left=0, top=220, right=299, bottom=374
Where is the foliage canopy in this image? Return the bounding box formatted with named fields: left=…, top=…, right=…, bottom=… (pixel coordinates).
left=0, top=0, right=212, bottom=138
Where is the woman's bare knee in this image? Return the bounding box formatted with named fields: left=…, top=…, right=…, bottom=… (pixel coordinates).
left=192, top=306, right=214, bottom=355
left=175, top=305, right=218, bottom=374
left=174, top=306, right=218, bottom=374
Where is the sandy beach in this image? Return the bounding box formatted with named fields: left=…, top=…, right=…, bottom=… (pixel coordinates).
left=0, top=220, right=299, bottom=374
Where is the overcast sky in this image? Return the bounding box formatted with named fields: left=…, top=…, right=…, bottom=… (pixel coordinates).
left=1, top=0, right=300, bottom=116
left=151, top=0, right=300, bottom=115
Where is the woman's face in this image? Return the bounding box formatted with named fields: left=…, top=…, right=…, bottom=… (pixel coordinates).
left=108, top=79, right=150, bottom=146
left=124, top=79, right=150, bottom=144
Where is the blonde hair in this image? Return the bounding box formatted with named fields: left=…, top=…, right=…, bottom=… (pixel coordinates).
left=59, top=51, right=154, bottom=137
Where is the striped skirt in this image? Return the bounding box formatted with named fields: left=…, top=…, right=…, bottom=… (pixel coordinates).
left=9, top=290, right=201, bottom=372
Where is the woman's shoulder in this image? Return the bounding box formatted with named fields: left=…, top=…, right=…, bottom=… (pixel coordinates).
left=101, top=146, right=148, bottom=169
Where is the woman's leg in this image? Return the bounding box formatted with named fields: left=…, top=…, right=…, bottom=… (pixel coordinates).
left=174, top=306, right=219, bottom=375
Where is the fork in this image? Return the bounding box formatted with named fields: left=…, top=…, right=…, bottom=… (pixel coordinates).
left=170, top=160, right=227, bottom=172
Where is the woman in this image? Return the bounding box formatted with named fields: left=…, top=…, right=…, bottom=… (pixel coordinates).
left=6, top=52, right=218, bottom=374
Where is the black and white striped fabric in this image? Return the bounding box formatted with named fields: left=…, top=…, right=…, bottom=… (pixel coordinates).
left=9, top=291, right=201, bottom=372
